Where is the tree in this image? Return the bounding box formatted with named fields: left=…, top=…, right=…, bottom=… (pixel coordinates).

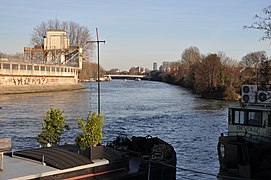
left=37, top=109, right=69, bottom=146
left=78, top=61, right=105, bottom=81
left=31, top=19, right=93, bottom=60
left=239, top=51, right=267, bottom=68
left=195, top=53, right=222, bottom=91
left=0, top=51, right=24, bottom=60
left=181, top=46, right=201, bottom=89
left=181, top=46, right=201, bottom=66
left=244, top=5, right=271, bottom=41
left=258, top=60, right=271, bottom=87
left=239, top=51, right=267, bottom=84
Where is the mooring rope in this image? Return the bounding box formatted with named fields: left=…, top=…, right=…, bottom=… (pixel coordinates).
left=150, top=160, right=250, bottom=180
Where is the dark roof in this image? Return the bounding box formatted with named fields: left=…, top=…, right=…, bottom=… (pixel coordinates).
left=14, top=146, right=92, bottom=170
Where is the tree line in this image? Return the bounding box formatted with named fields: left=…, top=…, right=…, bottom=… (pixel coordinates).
left=154, top=47, right=270, bottom=100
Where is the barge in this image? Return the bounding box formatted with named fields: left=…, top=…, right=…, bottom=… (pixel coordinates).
left=218, top=84, right=271, bottom=179
left=0, top=135, right=176, bottom=180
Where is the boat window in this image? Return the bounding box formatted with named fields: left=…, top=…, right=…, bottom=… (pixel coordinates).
left=233, top=110, right=245, bottom=125
left=248, top=111, right=262, bottom=126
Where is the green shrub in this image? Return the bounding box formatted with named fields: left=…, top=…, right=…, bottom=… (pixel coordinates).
left=75, top=112, right=104, bottom=150
left=37, top=109, right=69, bottom=146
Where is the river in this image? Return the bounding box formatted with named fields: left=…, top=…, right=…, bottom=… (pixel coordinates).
left=0, top=80, right=236, bottom=179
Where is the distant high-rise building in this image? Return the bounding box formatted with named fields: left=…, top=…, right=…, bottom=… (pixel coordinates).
left=153, top=62, right=157, bottom=71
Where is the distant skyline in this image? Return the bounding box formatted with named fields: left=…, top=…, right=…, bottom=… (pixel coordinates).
left=0, top=0, right=270, bottom=71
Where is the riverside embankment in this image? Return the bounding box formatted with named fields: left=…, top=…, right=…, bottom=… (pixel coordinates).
left=0, top=83, right=85, bottom=95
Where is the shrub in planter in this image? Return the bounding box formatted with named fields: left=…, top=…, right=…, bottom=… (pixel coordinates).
left=75, top=112, right=104, bottom=159
left=37, top=109, right=69, bottom=147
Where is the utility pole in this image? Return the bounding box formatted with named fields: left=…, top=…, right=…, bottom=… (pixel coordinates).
left=86, top=28, right=105, bottom=114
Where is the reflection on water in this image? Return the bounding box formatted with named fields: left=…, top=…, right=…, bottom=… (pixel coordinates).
left=0, top=80, right=235, bottom=179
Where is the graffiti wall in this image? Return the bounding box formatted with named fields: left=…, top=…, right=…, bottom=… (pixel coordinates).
left=0, top=76, right=76, bottom=85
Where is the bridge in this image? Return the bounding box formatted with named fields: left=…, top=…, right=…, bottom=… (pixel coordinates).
left=106, top=74, right=145, bottom=80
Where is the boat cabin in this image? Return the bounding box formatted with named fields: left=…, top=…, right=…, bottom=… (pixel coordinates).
left=228, top=106, right=271, bottom=142
left=227, top=85, right=271, bottom=143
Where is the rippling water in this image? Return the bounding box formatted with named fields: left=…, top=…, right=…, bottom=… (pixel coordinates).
left=0, top=80, right=236, bottom=179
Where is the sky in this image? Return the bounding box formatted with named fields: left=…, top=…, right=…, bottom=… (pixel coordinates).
left=0, top=0, right=271, bottom=71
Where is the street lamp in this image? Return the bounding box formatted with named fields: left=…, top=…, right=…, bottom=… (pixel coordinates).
left=86, top=28, right=105, bottom=114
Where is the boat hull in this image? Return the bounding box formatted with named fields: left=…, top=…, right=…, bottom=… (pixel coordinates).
left=218, top=135, right=271, bottom=179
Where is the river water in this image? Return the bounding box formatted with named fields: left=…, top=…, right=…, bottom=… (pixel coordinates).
left=0, top=80, right=236, bottom=179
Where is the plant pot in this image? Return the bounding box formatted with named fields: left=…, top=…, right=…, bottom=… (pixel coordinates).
left=81, top=146, right=103, bottom=160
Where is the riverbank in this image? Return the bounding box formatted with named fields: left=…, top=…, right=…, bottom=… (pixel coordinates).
left=149, top=71, right=239, bottom=101
left=0, top=83, right=85, bottom=95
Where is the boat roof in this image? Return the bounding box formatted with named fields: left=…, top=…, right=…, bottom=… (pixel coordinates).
left=1, top=154, right=57, bottom=180
left=230, top=104, right=271, bottom=111
left=0, top=145, right=110, bottom=180
left=12, top=146, right=92, bottom=170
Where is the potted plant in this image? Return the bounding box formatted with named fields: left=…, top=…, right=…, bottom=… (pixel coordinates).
left=75, top=112, right=104, bottom=160
left=37, top=108, right=69, bottom=147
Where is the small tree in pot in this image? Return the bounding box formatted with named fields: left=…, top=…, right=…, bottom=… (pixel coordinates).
left=75, top=112, right=104, bottom=160
left=37, top=109, right=69, bottom=147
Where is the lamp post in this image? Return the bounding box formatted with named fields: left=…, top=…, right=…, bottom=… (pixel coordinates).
left=86, top=28, right=105, bottom=114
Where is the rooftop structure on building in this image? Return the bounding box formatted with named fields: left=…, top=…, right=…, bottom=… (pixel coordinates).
left=24, top=30, right=82, bottom=67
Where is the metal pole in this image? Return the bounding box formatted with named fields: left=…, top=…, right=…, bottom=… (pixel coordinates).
left=97, top=41, right=100, bottom=113
left=148, top=156, right=151, bottom=180
left=86, top=28, right=105, bottom=114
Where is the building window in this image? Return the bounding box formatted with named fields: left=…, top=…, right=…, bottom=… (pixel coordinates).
left=40, top=66, right=45, bottom=71
left=27, top=65, right=33, bottom=70
left=34, top=66, right=39, bottom=71
left=12, top=64, right=18, bottom=70
left=3, top=63, right=10, bottom=69
left=20, top=65, right=26, bottom=70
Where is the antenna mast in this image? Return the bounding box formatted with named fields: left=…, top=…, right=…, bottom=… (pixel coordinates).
left=86, top=28, right=105, bottom=114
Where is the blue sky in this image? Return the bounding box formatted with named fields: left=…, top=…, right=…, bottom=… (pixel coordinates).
left=0, top=0, right=270, bottom=70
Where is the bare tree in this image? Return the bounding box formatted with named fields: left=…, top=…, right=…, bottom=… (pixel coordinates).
left=195, top=53, right=222, bottom=91
left=79, top=61, right=105, bottom=81
left=180, top=46, right=201, bottom=89
left=244, top=5, right=271, bottom=41
left=30, top=19, right=93, bottom=60
left=239, top=51, right=267, bottom=68
left=181, top=46, right=201, bottom=66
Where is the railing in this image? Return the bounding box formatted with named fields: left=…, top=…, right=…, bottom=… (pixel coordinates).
left=108, top=74, right=145, bottom=79
left=0, top=138, right=11, bottom=170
